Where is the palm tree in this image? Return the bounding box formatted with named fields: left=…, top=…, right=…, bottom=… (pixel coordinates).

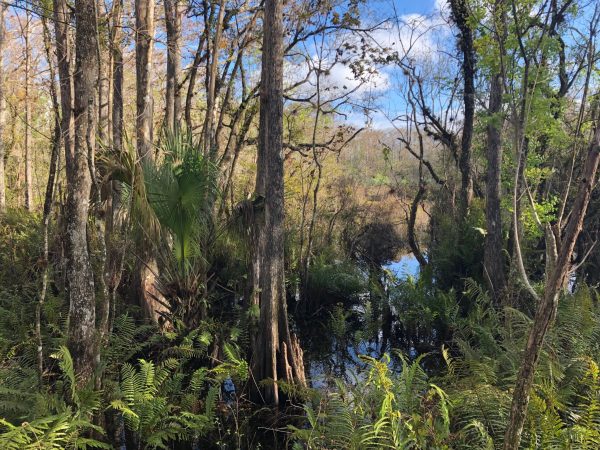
left=107, top=130, right=218, bottom=328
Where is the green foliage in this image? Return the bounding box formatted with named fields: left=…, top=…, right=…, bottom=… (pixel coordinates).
left=389, top=273, right=459, bottom=349
left=143, top=131, right=218, bottom=271
left=428, top=199, right=486, bottom=292
left=102, top=314, right=158, bottom=369
left=329, top=303, right=352, bottom=340
left=3, top=1, right=600, bottom=449
left=0, top=210, right=47, bottom=356
left=0, top=209, right=42, bottom=286
left=0, top=347, right=106, bottom=449
left=290, top=353, right=452, bottom=449
left=440, top=282, right=600, bottom=449
left=305, top=278, right=600, bottom=450
left=306, top=256, right=367, bottom=306
left=110, top=344, right=248, bottom=449
left=0, top=414, right=109, bottom=450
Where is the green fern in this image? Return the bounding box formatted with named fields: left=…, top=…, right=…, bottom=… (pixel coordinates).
left=291, top=353, right=453, bottom=449
left=0, top=413, right=109, bottom=449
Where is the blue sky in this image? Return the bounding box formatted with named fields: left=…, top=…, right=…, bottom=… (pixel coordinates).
left=333, top=0, right=456, bottom=129
left=386, top=0, right=445, bottom=15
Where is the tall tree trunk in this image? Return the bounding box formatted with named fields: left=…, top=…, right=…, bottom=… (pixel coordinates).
left=135, top=0, right=155, bottom=162
left=54, top=0, right=74, bottom=173
left=24, top=6, right=33, bottom=211
left=109, top=0, right=124, bottom=250
left=503, top=108, right=600, bottom=450
left=0, top=4, right=6, bottom=213
left=203, top=0, right=226, bottom=158
left=112, top=0, right=124, bottom=156
left=37, top=14, right=63, bottom=386
left=164, top=0, right=182, bottom=131
left=93, top=1, right=111, bottom=351
left=66, top=0, right=99, bottom=385
left=250, top=0, right=306, bottom=406
left=99, top=0, right=126, bottom=344
left=450, top=0, right=475, bottom=213
left=484, top=72, right=506, bottom=301
left=134, top=0, right=168, bottom=324
left=98, top=2, right=110, bottom=143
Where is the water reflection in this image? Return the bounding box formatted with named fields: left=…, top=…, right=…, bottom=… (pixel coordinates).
left=385, top=254, right=420, bottom=279
left=298, top=254, right=421, bottom=389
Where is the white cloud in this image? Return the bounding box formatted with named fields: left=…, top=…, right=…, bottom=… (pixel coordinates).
left=282, top=0, right=454, bottom=124
left=434, top=0, right=449, bottom=14
left=370, top=4, right=451, bottom=65
left=321, top=60, right=389, bottom=95
left=284, top=52, right=389, bottom=106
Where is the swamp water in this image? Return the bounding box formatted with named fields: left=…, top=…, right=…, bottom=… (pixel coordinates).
left=296, top=254, right=425, bottom=390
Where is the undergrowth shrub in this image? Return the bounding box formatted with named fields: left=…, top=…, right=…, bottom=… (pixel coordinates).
left=290, top=353, right=452, bottom=449
left=0, top=346, right=107, bottom=449
left=305, top=256, right=367, bottom=307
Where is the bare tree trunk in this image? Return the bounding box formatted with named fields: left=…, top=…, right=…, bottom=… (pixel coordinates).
left=450, top=0, right=475, bottom=214
left=107, top=0, right=125, bottom=325
left=250, top=0, right=306, bottom=406
left=164, top=0, right=182, bottom=131
left=36, top=16, right=62, bottom=385
left=54, top=0, right=74, bottom=173
left=202, top=0, right=226, bottom=158
left=135, top=0, right=155, bottom=162
left=403, top=76, right=430, bottom=268
left=24, top=6, right=33, bottom=211
left=484, top=72, right=506, bottom=301
left=66, top=0, right=99, bottom=385
left=184, top=23, right=208, bottom=132
left=299, top=54, right=324, bottom=304
left=98, top=2, right=110, bottom=143
left=134, top=0, right=169, bottom=325
left=0, top=4, right=6, bottom=213
left=503, top=109, right=600, bottom=450
left=93, top=1, right=111, bottom=350
left=112, top=0, right=124, bottom=155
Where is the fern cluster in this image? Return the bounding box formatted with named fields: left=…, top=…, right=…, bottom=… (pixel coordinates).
left=292, top=279, right=600, bottom=450
left=290, top=353, right=452, bottom=449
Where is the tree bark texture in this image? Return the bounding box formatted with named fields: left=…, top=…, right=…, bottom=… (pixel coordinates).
left=112, top=0, right=124, bottom=155
left=203, top=0, right=226, bottom=158
left=250, top=0, right=306, bottom=405
left=450, top=0, right=475, bottom=213
left=98, top=1, right=110, bottom=144
left=164, top=0, right=182, bottom=131
left=184, top=26, right=207, bottom=132
left=66, top=0, right=99, bottom=385
left=53, top=0, right=74, bottom=173
left=37, top=13, right=62, bottom=385
left=484, top=72, right=506, bottom=301
left=135, top=0, right=155, bottom=162
left=134, top=0, right=170, bottom=324
left=408, top=183, right=428, bottom=268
